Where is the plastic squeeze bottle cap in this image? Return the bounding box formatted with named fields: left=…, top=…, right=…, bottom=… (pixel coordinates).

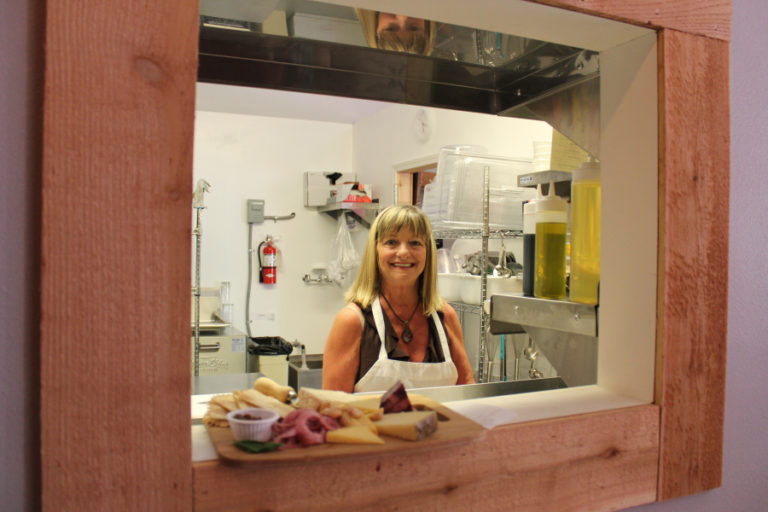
left=573, top=157, right=601, bottom=182
left=536, top=182, right=567, bottom=215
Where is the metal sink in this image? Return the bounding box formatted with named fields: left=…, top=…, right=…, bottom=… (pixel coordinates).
left=288, top=354, right=323, bottom=391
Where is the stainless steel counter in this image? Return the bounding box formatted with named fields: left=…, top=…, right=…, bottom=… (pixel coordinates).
left=192, top=372, right=264, bottom=396
left=357, top=377, right=567, bottom=402
left=192, top=372, right=566, bottom=401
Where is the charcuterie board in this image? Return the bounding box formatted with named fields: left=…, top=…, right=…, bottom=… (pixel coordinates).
left=205, top=395, right=486, bottom=465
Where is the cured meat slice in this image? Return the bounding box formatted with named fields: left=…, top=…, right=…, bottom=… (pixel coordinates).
left=271, top=408, right=341, bottom=448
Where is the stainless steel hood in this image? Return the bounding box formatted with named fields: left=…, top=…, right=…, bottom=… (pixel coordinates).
left=197, top=0, right=600, bottom=155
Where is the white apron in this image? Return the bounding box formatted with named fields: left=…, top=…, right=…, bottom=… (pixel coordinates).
left=354, top=297, right=459, bottom=393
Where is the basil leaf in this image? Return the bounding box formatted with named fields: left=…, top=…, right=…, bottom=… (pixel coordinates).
left=233, top=440, right=283, bottom=453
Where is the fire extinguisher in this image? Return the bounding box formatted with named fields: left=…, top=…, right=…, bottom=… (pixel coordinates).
left=258, top=235, right=277, bottom=284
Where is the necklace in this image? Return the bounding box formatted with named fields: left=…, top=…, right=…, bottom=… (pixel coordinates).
left=380, top=293, right=420, bottom=344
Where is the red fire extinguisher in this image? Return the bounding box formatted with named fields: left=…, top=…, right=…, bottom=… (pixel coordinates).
left=258, top=235, right=277, bottom=284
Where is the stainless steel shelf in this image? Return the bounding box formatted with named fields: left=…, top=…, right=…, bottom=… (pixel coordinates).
left=489, top=294, right=598, bottom=337
left=433, top=229, right=523, bottom=240
left=317, top=201, right=379, bottom=228
left=449, top=301, right=483, bottom=313
left=517, top=170, right=573, bottom=188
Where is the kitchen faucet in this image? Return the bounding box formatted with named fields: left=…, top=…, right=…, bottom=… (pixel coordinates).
left=290, top=339, right=309, bottom=370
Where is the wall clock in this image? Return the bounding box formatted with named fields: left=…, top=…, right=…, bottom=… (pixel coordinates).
left=413, top=109, right=432, bottom=142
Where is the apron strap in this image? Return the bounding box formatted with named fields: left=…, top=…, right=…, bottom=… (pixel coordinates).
left=371, top=297, right=389, bottom=360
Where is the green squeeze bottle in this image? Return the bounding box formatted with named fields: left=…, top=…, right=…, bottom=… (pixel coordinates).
left=534, top=182, right=568, bottom=300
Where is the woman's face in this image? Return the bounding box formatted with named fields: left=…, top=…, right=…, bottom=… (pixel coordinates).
left=375, top=13, right=426, bottom=45
left=376, top=227, right=427, bottom=288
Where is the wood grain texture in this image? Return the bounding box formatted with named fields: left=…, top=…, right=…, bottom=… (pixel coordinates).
left=656, top=29, right=729, bottom=500
left=40, top=1, right=198, bottom=510
left=194, top=405, right=660, bottom=511
left=531, top=0, right=730, bottom=40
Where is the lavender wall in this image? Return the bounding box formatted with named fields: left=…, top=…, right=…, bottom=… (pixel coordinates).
left=2, top=1, right=766, bottom=509
left=1, top=1, right=42, bottom=510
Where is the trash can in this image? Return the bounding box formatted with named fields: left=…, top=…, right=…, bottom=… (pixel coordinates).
left=247, top=337, right=293, bottom=386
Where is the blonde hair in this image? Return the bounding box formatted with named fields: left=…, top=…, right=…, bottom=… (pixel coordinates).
left=345, top=204, right=444, bottom=315
left=355, top=9, right=436, bottom=56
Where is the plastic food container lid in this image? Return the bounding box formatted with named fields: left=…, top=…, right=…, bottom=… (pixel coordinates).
left=226, top=408, right=279, bottom=442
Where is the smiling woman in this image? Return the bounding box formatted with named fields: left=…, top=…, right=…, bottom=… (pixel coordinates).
left=322, top=204, right=475, bottom=392
left=39, top=0, right=729, bottom=510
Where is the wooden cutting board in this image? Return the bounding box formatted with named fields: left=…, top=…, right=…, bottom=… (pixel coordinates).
left=206, top=395, right=486, bottom=465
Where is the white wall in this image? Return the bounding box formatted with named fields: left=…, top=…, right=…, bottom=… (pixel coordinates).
left=193, top=111, right=360, bottom=352
left=2, top=1, right=42, bottom=509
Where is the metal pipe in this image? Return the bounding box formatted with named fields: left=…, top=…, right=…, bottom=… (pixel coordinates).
left=477, top=165, right=491, bottom=382
left=191, top=179, right=211, bottom=377
left=193, top=208, right=202, bottom=377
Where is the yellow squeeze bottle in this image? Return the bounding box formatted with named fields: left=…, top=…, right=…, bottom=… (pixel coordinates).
left=569, top=159, right=601, bottom=305
left=534, top=182, right=568, bottom=300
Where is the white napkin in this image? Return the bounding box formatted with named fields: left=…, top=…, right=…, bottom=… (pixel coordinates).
left=445, top=401, right=518, bottom=429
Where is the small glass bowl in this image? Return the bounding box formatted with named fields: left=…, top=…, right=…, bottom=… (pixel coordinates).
left=226, top=408, right=279, bottom=442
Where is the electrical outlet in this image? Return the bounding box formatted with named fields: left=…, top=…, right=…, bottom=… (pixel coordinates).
left=246, top=199, right=265, bottom=224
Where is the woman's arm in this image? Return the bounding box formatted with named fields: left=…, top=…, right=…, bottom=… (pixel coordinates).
left=321, top=304, right=364, bottom=392
left=441, top=304, right=476, bottom=385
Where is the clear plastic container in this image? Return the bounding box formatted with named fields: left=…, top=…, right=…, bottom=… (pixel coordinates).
left=437, top=273, right=464, bottom=302
left=226, top=408, right=279, bottom=442
left=429, top=146, right=535, bottom=230
left=458, top=274, right=522, bottom=304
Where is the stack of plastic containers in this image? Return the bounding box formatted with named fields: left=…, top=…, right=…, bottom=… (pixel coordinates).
left=424, top=145, right=535, bottom=231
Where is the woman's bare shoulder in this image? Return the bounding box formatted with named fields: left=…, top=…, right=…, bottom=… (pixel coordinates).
left=440, top=302, right=460, bottom=323
left=330, top=303, right=365, bottom=333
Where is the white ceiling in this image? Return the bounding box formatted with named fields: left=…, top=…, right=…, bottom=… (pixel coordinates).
left=196, top=82, right=391, bottom=123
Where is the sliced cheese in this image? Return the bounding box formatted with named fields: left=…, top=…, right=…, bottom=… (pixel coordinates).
left=326, top=426, right=384, bottom=445
left=210, top=393, right=238, bottom=412
left=296, top=387, right=359, bottom=410
left=374, top=411, right=438, bottom=441
left=346, top=396, right=383, bottom=414
left=342, top=411, right=378, bottom=434
left=232, top=388, right=295, bottom=418
left=203, top=394, right=238, bottom=427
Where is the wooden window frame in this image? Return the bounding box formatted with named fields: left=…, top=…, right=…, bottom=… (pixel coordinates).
left=40, top=1, right=729, bottom=510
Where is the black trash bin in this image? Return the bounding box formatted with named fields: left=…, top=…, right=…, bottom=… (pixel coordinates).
left=247, top=336, right=293, bottom=373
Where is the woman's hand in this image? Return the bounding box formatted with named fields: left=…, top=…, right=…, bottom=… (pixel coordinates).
left=321, top=305, right=365, bottom=392
left=442, top=304, right=476, bottom=385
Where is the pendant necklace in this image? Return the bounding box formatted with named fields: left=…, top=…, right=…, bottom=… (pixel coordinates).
left=380, top=293, right=420, bottom=344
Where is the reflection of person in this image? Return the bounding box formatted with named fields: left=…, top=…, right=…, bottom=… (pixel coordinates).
left=356, top=9, right=435, bottom=55
left=322, top=204, right=475, bottom=392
